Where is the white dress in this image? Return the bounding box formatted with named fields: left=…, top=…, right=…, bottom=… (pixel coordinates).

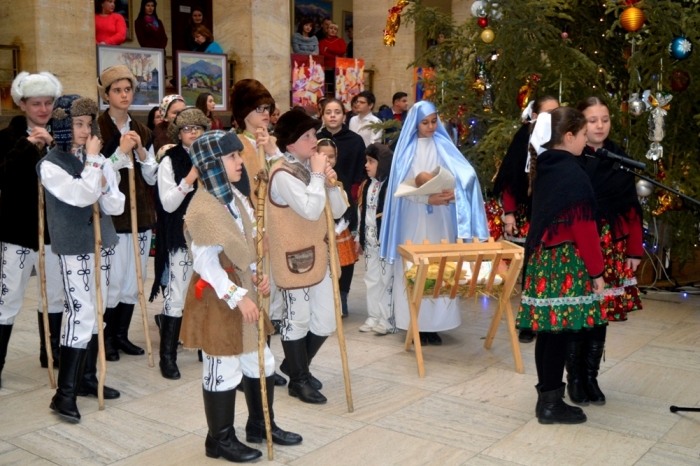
left=391, top=137, right=461, bottom=332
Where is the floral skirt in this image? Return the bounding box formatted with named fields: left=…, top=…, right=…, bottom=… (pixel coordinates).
left=600, top=223, right=643, bottom=321
left=336, top=228, right=358, bottom=267
left=516, top=243, right=607, bottom=333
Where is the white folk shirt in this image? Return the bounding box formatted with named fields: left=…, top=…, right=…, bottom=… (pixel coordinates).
left=111, top=114, right=158, bottom=186
left=190, top=188, right=257, bottom=310
left=349, top=113, right=382, bottom=147
left=269, top=152, right=348, bottom=221
left=39, top=148, right=125, bottom=215
left=157, top=146, right=194, bottom=213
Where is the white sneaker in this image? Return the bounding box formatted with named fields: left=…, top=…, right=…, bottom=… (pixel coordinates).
left=373, top=324, right=389, bottom=335
left=359, top=324, right=374, bottom=332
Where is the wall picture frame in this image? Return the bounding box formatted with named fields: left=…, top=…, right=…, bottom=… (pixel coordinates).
left=115, top=0, right=134, bottom=42
left=96, top=44, right=165, bottom=111
left=176, top=51, right=228, bottom=111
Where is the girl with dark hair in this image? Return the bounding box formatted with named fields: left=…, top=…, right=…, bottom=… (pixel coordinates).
left=492, top=95, right=559, bottom=344
left=191, top=24, right=223, bottom=54
left=195, top=92, right=223, bottom=130
left=562, top=97, right=644, bottom=407
left=318, top=138, right=359, bottom=319
left=135, top=0, right=168, bottom=49
left=317, top=99, right=366, bottom=317
left=95, top=0, right=127, bottom=45
left=515, top=106, right=606, bottom=425
left=292, top=18, right=320, bottom=54
left=355, top=143, right=395, bottom=335
left=184, top=7, right=205, bottom=51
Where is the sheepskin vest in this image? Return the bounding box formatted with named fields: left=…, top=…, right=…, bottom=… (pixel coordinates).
left=181, top=187, right=273, bottom=356
left=238, top=133, right=278, bottom=206
left=266, top=159, right=328, bottom=290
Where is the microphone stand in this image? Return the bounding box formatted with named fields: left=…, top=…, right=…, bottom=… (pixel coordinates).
left=614, top=163, right=700, bottom=415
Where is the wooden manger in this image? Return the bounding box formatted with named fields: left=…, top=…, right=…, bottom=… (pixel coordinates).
left=397, top=238, right=525, bottom=377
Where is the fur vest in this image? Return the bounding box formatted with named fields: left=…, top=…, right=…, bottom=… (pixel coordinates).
left=181, top=187, right=273, bottom=356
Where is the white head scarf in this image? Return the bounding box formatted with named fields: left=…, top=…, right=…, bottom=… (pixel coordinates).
left=524, top=112, right=552, bottom=173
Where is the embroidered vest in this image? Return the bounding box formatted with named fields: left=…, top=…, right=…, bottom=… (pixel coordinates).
left=266, top=159, right=328, bottom=290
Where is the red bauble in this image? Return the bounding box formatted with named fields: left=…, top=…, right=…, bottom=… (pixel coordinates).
left=670, top=70, right=691, bottom=92
left=620, top=0, right=639, bottom=4
left=561, top=31, right=569, bottom=39
left=478, top=17, right=488, bottom=28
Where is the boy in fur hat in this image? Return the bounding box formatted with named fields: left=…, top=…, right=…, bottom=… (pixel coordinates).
left=0, top=71, right=64, bottom=387
left=230, top=78, right=287, bottom=387
left=183, top=130, right=301, bottom=462
left=355, top=143, right=396, bottom=335
left=267, top=109, right=348, bottom=405
left=38, top=95, right=125, bottom=422
left=149, top=107, right=209, bottom=380
left=97, top=65, right=158, bottom=362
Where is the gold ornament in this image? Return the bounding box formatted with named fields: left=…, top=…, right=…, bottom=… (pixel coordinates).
left=652, top=191, right=683, bottom=216
left=620, top=7, right=645, bottom=33
left=481, top=29, right=495, bottom=44
left=383, top=0, right=410, bottom=47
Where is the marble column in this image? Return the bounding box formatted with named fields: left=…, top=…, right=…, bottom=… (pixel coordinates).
left=214, top=0, right=291, bottom=109
left=354, top=0, right=416, bottom=108
left=0, top=0, right=96, bottom=97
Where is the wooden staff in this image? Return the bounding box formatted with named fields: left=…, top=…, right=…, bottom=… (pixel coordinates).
left=127, top=152, right=154, bottom=367
left=255, top=144, right=273, bottom=459
left=323, top=181, right=354, bottom=413
left=37, top=180, right=56, bottom=389
left=92, top=203, right=107, bottom=409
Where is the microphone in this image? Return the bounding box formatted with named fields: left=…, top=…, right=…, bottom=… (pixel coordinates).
left=595, top=148, right=646, bottom=171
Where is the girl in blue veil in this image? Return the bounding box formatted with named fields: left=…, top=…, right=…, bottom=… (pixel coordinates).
left=380, top=101, right=488, bottom=344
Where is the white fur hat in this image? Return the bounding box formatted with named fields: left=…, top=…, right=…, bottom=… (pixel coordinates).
left=11, top=71, right=63, bottom=105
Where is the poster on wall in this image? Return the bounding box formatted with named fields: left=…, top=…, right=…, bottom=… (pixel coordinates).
left=414, top=67, right=436, bottom=102
left=335, top=58, right=364, bottom=111
left=177, top=51, right=228, bottom=111
left=291, top=54, right=326, bottom=109
left=96, top=45, right=164, bottom=111
left=294, top=0, right=332, bottom=35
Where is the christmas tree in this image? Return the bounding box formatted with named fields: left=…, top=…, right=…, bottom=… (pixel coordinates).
left=404, top=0, right=700, bottom=263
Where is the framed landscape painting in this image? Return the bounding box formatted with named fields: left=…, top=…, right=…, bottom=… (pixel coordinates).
left=96, top=45, right=165, bottom=110
left=177, top=51, right=228, bottom=111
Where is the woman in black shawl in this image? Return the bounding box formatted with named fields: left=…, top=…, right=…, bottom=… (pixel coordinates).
left=492, top=95, right=558, bottom=343
left=563, top=97, right=644, bottom=407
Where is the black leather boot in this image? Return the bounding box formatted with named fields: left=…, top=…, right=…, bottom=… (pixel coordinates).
left=202, top=388, right=262, bottom=462
left=518, top=329, right=535, bottom=343
left=159, top=315, right=182, bottom=380
left=103, top=306, right=120, bottom=361
left=305, top=332, right=328, bottom=389
left=38, top=311, right=62, bottom=368
left=243, top=375, right=303, bottom=446
left=0, top=324, right=12, bottom=389
left=536, top=385, right=587, bottom=425
left=114, top=303, right=144, bottom=355
left=584, top=340, right=606, bottom=405
left=50, top=345, right=88, bottom=422
left=536, top=383, right=582, bottom=415
left=267, top=336, right=286, bottom=387
left=77, top=334, right=121, bottom=399
left=281, top=338, right=327, bottom=404
left=565, top=340, right=590, bottom=406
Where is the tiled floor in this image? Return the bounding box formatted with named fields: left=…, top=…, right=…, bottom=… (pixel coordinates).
left=2, top=262, right=699, bottom=465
